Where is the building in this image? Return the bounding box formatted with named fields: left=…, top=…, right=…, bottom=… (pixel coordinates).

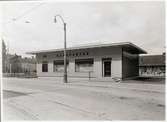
left=139, top=54, right=165, bottom=77
left=27, top=42, right=146, bottom=81
left=8, top=54, right=22, bottom=73
left=4, top=54, right=36, bottom=74
left=21, top=57, right=36, bottom=73
left=3, top=54, right=14, bottom=73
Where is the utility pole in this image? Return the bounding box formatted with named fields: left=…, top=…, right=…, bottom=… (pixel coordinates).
left=54, top=15, right=67, bottom=83
left=64, top=23, right=67, bottom=83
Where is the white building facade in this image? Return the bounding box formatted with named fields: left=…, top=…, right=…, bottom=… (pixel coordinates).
left=28, top=42, right=146, bottom=81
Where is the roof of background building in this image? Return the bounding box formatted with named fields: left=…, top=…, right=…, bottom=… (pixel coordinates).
left=27, top=42, right=147, bottom=55
left=7, top=54, right=21, bottom=60
left=6, top=54, right=16, bottom=59
left=21, top=57, right=36, bottom=63
left=139, top=54, right=165, bottom=66
left=7, top=54, right=36, bottom=63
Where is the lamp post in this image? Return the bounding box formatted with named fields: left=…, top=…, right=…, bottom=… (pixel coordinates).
left=54, top=15, right=67, bottom=83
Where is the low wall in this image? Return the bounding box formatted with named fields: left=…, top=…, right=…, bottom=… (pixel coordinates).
left=3, top=72, right=37, bottom=78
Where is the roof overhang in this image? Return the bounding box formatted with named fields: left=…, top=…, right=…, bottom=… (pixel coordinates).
left=26, top=42, right=147, bottom=55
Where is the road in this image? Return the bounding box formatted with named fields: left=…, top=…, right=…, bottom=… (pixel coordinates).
left=2, top=77, right=165, bottom=120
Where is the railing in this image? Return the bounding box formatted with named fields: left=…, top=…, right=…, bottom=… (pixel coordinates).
left=88, top=71, right=95, bottom=80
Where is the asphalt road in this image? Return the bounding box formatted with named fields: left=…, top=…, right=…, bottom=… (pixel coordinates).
left=2, top=77, right=165, bottom=120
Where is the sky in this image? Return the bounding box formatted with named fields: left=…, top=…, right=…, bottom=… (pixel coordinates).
left=1, top=1, right=165, bottom=57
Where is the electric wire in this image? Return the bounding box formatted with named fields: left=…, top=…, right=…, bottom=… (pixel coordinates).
left=3, top=2, right=45, bottom=25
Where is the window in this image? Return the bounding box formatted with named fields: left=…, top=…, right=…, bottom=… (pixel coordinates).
left=42, top=61, right=48, bottom=72
left=75, top=58, right=94, bottom=72
left=43, top=55, right=47, bottom=58
left=53, top=60, right=69, bottom=72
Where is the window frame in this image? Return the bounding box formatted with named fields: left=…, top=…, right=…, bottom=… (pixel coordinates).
left=75, top=58, right=94, bottom=72
left=53, top=60, right=69, bottom=72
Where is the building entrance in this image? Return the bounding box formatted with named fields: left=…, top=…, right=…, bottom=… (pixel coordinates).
left=102, top=58, right=111, bottom=77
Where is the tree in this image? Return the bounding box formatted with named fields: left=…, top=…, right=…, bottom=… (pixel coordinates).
left=2, top=39, right=7, bottom=73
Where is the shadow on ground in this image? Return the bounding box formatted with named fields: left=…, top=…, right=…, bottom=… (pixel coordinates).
left=3, top=90, right=32, bottom=99
left=123, top=77, right=165, bottom=84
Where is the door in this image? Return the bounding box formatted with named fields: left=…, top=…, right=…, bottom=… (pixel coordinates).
left=102, top=58, right=111, bottom=77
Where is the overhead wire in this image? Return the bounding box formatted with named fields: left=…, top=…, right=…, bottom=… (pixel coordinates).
left=12, top=2, right=45, bottom=21
left=2, top=2, right=46, bottom=54
left=3, top=2, right=45, bottom=25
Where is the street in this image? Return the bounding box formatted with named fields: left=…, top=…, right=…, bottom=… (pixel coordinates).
left=3, top=77, right=165, bottom=120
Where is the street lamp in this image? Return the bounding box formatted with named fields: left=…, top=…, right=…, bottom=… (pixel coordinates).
left=54, top=15, right=67, bottom=83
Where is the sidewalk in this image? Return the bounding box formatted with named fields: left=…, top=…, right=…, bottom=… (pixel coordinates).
left=4, top=77, right=165, bottom=93
left=36, top=77, right=165, bottom=93
left=68, top=80, right=165, bottom=93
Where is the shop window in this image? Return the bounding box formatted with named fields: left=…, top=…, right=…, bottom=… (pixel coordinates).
left=53, top=60, right=69, bottom=72
left=75, top=58, right=93, bottom=72
left=43, top=55, right=47, bottom=58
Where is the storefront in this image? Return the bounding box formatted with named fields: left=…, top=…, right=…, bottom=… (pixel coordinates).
left=27, top=42, right=146, bottom=81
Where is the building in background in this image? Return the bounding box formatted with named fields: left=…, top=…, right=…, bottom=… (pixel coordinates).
left=8, top=54, right=22, bottom=73
left=21, top=57, right=36, bottom=73
left=139, top=53, right=165, bottom=77
left=27, top=42, right=146, bottom=81
left=2, top=39, right=37, bottom=78
left=3, top=54, right=36, bottom=74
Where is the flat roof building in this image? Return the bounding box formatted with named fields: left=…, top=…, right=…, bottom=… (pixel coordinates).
left=139, top=54, right=165, bottom=77
left=27, top=42, right=146, bottom=81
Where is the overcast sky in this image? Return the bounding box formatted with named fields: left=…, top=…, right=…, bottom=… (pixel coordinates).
left=1, top=1, right=165, bottom=57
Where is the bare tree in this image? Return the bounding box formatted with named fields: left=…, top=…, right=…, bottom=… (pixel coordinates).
left=2, top=39, right=7, bottom=73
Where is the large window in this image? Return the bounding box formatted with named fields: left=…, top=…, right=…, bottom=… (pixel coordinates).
left=75, top=58, right=94, bottom=72
left=53, top=60, right=69, bottom=72
left=42, top=61, right=48, bottom=72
